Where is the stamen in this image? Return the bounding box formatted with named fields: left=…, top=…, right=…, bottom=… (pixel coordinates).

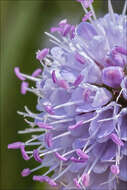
left=52, top=70, right=57, bottom=83
left=82, top=11, right=93, bottom=22
left=62, top=24, right=72, bottom=37
left=20, top=73, right=41, bottom=82
left=76, top=149, right=89, bottom=160
left=46, top=114, right=67, bottom=119
left=85, top=142, right=97, bottom=153
left=58, top=19, right=67, bottom=27
left=50, top=27, right=62, bottom=33
left=20, top=145, right=30, bottom=160
left=25, top=135, right=40, bottom=144
left=21, top=168, right=31, bottom=177
left=53, top=100, right=82, bottom=110
left=89, top=2, right=96, bottom=20
left=18, top=128, right=44, bottom=134
left=110, top=133, right=124, bottom=146
left=8, top=142, right=23, bottom=149
left=115, top=46, right=127, bottom=56
left=44, top=105, right=55, bottom=115
left=45, top=133, right=53, bottom=147
left=57, top=79, right=69, bottom=89
left=70, top=157, right=87, bottom=163
left=53, top=165, right=71, bottom=181
left=24, top=118, right=35, bottom=127
left=73, top=74, right=84, bottom=87
left=55, top=152, right=68, bottom=161
left=73, top=178, right=81, bottom=189
left=58, top=149, right=66, bottom=173
left=70, top=25, right=75, bottom=39
left=68, top=120, right=83, bottom=130
left=32, top=68, right=42, bottom=77
left=77, top=0, right=94, bottom=8
left=75, top=53, right=86, bottom=64
left=49, top=118, right=74, bottom=125
left=36, top=48, right=49, bottom=62
left=83, top=88, right=91, bottom=101
left=14, top=67, right=26, bottom=81
left=87, top=148, right=104, bottom=174
left=45, top=32, right=61, bottom=43
left=62, top=149, right=76, bottom=157
left=43, top=165, right=58, bottom=176
left=52, top=131, right=70, bottom=140
left=82, top=173, right=90, bottom=187
left=97, top=115, right=119, bottom=123
left=39, top=148, right=62, bottom=157
left=21, top=81, right=29, bottom=95
left=24, top=142, right=42, bottom=146
left=33, top=176, right=57, bottom=187
left=110, top=164, right=120, bottom=175
left=37, top=122, right=53, bottom=130
left=27, top=165, right=43, bottom=175
left=33, top=149, right=43, bottom=163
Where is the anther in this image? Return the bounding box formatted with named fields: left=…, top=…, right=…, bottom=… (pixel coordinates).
left=14, top=67, right=26, bottom=81
left=110, top=164, right=120, bottom=175
left=21, top=81, right=29, bottom=95
left=36, top=48, right=49, bottom=62
left=21, top=168, right=31, bottom=177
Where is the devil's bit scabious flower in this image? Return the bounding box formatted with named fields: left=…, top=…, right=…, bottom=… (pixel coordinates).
left=8, top=0, right=127, bottom=189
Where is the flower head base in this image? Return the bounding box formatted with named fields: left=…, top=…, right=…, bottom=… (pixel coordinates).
left=8, top=0, right=127, bottom=189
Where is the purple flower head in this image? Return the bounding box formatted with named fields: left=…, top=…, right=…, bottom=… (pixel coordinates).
left=8, top=0, right=127, bottom=189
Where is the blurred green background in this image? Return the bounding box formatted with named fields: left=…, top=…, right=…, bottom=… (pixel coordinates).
left=1, top=0, right=125, bottom=190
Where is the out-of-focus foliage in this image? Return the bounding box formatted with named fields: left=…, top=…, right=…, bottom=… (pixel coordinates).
left=1, top=0, right=124, bottom=190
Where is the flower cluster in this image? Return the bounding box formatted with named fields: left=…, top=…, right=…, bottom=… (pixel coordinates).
left=8, top=0, right=127, bottom=189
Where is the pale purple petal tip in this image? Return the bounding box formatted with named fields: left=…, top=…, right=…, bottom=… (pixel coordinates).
left=21, top=168, right=31, bottom=177
left=14, top=67, right=25, bottom=81
left=33, top=149, right=43, bottom=163
left=21, top=81, right=29, bottom=95
left=8, top=142, right=23, bottom=149
left=102, top=66, right=124, bottom=88
left=32, top=68, right=42, bottom=77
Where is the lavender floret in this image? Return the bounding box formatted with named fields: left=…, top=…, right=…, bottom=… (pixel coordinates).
left=8, top=0, right=127, bottom=189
